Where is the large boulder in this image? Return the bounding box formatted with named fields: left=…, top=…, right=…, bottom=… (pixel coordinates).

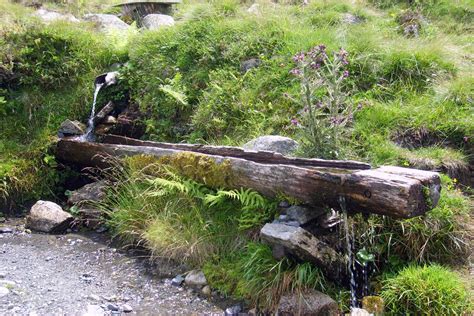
left=260, top=223, right=345, bottom=280
left=26, top=201, right=73, bottom=233
left=34, top=9, right=80, bottom=23
left=83, top=14, right=130, bottom=32
left=142, top=14, right=175, bottom=30
left=277, top=290, right=339, bottom=316
left=243, top=135, right=299, bottom=155
left=67, top=181, right=108, bottom=206
left=58, top=119, right=86, bottom=138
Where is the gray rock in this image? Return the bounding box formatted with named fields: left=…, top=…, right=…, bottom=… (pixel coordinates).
left=67, top=181, right=108, bottom=206
left=171, top=275, right=184, bottom=286
left=341, top=13, right=363, bottom=25
left=58, top=119, right=86, bottom=138
left=0, top=227, right=13, bottom=234
left=225, top=305, right=242, bottom=316
left=284, top=205, right=325, bottom=226
left=278, top=201, right=290, bottom=208
left=26, top=201, right=73, bottom=233
left=260, top=223, right=345, bottom=279
left=243, top=135, right=298, bottom=155
left=240, top=58, right=261, bottom=73
left=88, top=294, right=101, bottom=301
left=83, top=14, right=130, bottom=32
left=185, top=270, right=207, bottom=286
left=107, top=303, right=119, bottom=311
left=201, top=285, right=211, bottom=296
left=35, top=9, right=80, bottom=23
left=0, top=287, right=10, bottom=298
left=142, top=14, right=175, bottom=30
left=82, top=304, right=104, bottom=316
left=0, top=272, right=6, bottom=279
left=122, top=304, right=133, bottom=313
left=277, top=290, right=339, bottom=316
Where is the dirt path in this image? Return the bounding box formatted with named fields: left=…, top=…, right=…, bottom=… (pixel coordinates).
left=0, top=219, right=223, bottom=315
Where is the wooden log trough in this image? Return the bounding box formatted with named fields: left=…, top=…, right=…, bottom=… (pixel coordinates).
left=55, top=135, right=441, bottom=219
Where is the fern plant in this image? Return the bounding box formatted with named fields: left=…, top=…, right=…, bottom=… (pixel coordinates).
left=204, top=188, right=278, bottom=230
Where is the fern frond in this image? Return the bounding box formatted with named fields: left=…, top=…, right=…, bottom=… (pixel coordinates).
left=159, top=84, right=188, bottom=106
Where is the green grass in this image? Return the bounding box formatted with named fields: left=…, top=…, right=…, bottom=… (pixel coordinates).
left=0, top=1, right=127, bottom=209
left=381, top=264, right=472, bottom=315
left=0, top=0, right=472, bottom=313
left=353, top=175, right=470, bottom=266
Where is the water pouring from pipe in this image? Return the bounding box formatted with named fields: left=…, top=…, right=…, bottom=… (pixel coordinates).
left=79, top=71, right=119, bottom=142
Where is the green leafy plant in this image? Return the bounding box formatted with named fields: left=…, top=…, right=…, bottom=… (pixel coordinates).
left=289, top=45, right=356, bottom=159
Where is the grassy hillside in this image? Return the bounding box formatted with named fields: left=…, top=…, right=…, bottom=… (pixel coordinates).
left=0, top=0, right=472, bottom=313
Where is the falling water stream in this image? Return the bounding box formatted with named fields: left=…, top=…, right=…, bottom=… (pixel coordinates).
left=80, top=82, right=104, bottom=142
left=338, top=196, right=373, bottom=313
left=339, top=196, right=358, bottom=309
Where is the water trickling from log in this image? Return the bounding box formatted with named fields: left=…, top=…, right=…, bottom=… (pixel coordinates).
left=80, top=82, right=104, bottom=142
left=338, top=197, right=374, bottom=313
left=339, top=196, right=358, bottom=309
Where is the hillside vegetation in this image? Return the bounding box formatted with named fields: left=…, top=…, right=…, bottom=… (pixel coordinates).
left=0, top=0, right=472, bottom=313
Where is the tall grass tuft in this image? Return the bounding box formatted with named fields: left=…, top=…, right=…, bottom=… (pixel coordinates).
left=381, top=264, right=473, bottom=315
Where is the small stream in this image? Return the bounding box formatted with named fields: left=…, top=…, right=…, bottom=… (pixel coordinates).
left=0, top=219, right=224, bottom=315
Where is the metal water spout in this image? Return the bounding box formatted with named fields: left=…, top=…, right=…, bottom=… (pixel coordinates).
left=94, top=71, right=119, bottom=88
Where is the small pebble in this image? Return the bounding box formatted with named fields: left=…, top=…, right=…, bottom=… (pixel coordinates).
left=278, top=201, right=290, bottom=208
left=0, top=227, right=13, bottom=234
left=122, top=304, right=133, bottom=313
left=171, top=275, right=184, bottom=286
left=201, top=285, right=211, bottom=296
left=0, top=287, right=10, bottom=298
left=225, top=305, right=242, bottom=316
left=107, top=303, right=119, bottom=311
left=88, top=294, right=101, bottom=301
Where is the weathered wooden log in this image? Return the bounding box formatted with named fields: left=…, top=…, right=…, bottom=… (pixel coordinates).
left=99, top=134, right=372, bottom=170
left=55, top=139, right=441, bottom=218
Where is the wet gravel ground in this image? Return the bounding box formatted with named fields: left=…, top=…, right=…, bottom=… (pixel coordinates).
left=0, top=219, right=224, bottom=315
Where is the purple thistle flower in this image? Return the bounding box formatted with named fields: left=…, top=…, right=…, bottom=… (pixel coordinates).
left=292, top=52, right=305, bottom=63
left=337, top=48, right=349, bottom=65
left=289, top=68, right=302, bottom=76
left=290, top=118, right=299, bottom=126
left=343, top=70, right=350, bottom=78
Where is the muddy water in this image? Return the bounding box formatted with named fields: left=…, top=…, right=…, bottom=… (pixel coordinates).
left=0, top=219, right=223, bottom=315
